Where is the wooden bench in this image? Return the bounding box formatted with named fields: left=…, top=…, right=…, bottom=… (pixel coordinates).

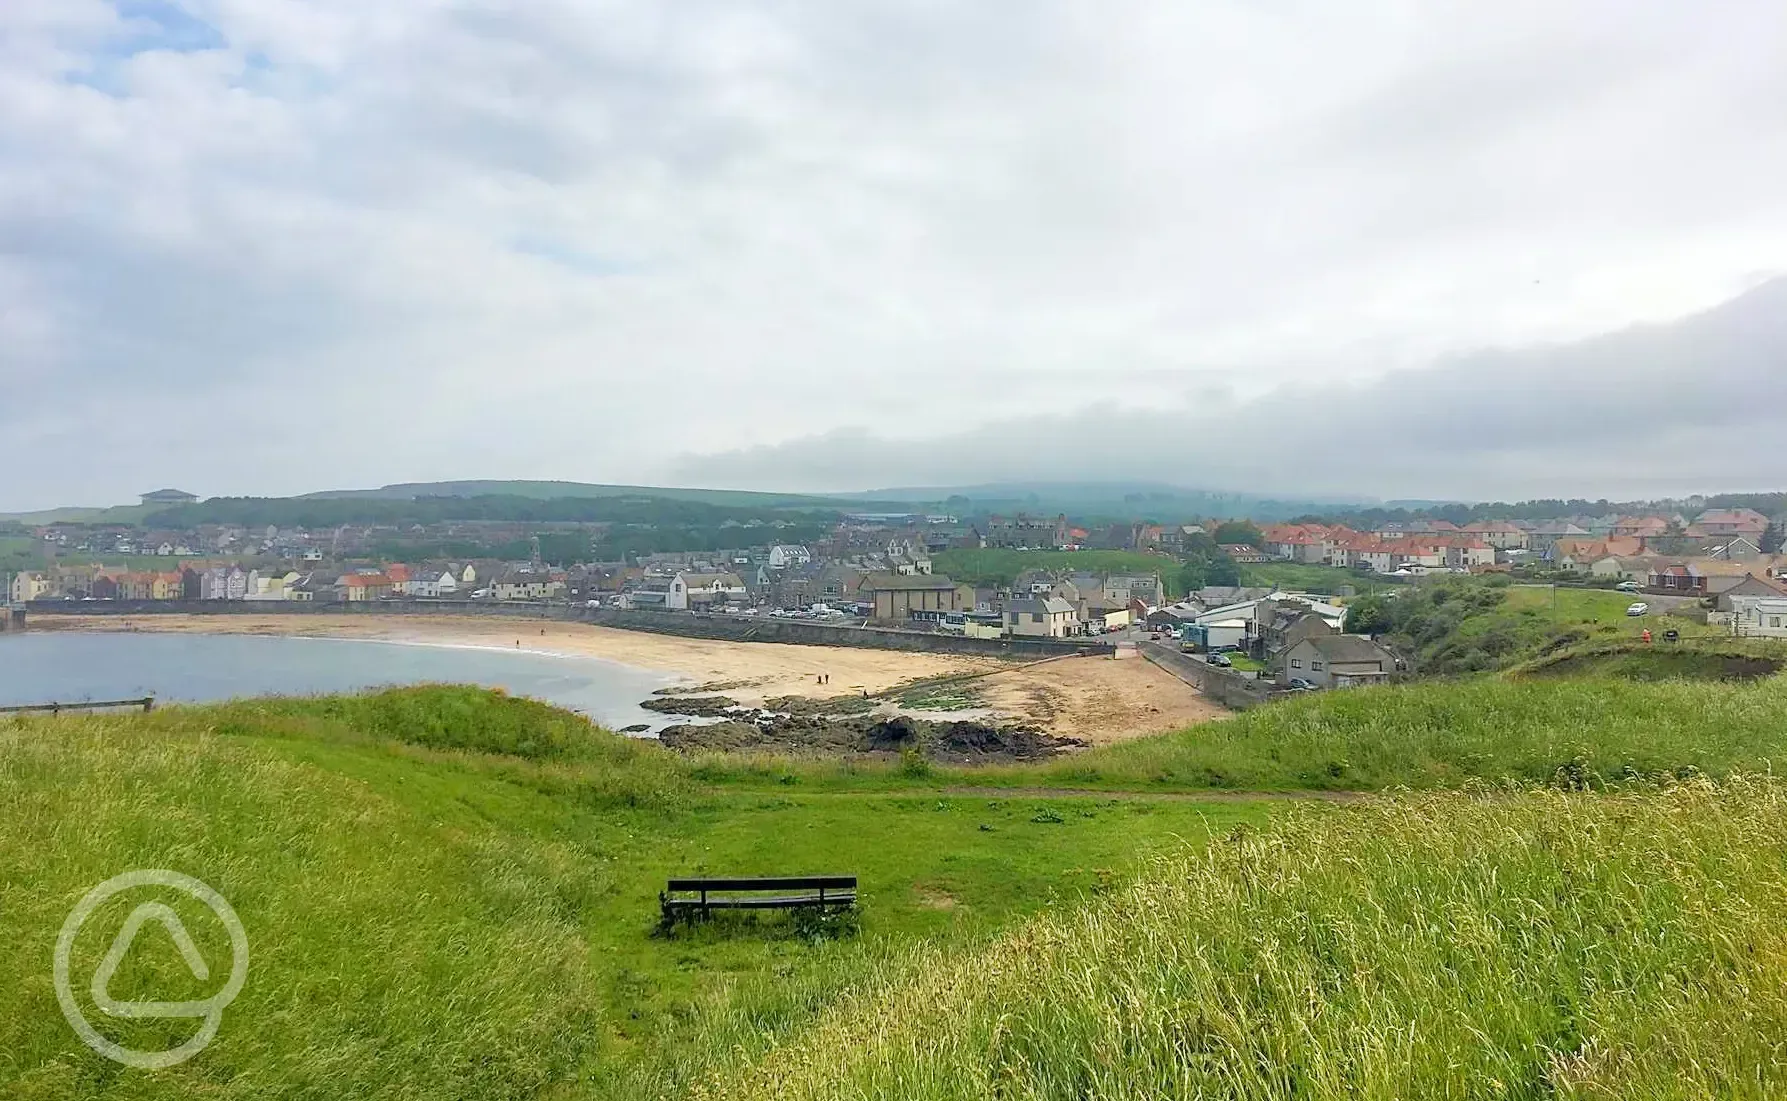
left=660, top=875, right=857, bottom=926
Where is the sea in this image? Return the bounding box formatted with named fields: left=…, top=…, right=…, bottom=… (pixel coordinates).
left=0, top=631, right=681, bottom=732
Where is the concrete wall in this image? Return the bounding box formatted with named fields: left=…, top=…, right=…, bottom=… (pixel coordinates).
left=1138, top=641, right=1284, bottom=710
left=24, top=600, right=1107, bottom=660
left=0, top=606, right=22, bottom=633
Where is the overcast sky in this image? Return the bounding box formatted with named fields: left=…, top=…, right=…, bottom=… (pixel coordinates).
left=5, top=1, right=1787, bottom=511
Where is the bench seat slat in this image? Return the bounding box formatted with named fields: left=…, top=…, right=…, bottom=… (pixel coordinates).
left=662, top=893, right=856, bottom=911
left=665, top=876, right=856, bottom=892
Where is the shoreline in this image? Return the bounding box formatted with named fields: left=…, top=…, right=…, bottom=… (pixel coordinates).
left=26, top=614, right=1229, bottom=744
left=26, top=613, right=1008, bottom=705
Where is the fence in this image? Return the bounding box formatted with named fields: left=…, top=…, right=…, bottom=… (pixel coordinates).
left=0, top=697, right=155, bottom=715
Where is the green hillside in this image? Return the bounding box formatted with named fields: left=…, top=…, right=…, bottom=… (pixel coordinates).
left=714, top=780, right=1787, bottom=1100
left=8, top=672, right=1787, bottom=1098
left=0, top=688, right=1266, bottom=1100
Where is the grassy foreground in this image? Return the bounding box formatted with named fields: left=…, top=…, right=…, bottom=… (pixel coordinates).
left=907, top=672, right=1787, bottom=793
left=0, top=688, right=1266, bottom=1100
left=707, top=779, right=1787, bottom=1100
left=9, top=675, right=1787, bottom=1097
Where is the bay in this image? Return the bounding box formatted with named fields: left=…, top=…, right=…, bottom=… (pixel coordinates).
left=0, top=631, right=679, bottom=733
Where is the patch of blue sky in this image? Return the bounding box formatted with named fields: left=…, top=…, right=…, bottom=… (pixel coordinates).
left=66, top=1, right=226, bottom=93
left=511, top=238, right=642, bottom=277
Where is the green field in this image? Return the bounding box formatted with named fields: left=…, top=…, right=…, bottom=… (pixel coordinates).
left=1238, top=560, right=1403, bottom=594
left=0, top=536, right=41, bottom=572
left=931, top=548, right=1176, bottom=589
left=9, top=673, right=1787, bottom=1098
left=0, top=689, right=1269, bottom=1100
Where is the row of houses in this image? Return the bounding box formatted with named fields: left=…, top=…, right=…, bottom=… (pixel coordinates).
left=1258, top=524, right=1496, bottom=573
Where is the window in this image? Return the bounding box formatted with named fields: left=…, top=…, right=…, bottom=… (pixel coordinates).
left=1032, top=612, right=1044, bottom=623
left=1290, top=659, right=1302, bottom=669
left=1311, top=661, right=1325, bottom=671
left=1772, top=617, right=1782, bottom=628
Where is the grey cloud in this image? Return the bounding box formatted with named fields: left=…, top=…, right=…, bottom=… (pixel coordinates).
left=668, top=278, right=1787, bottom=500
left=4, top=2, right=1787, bottom=509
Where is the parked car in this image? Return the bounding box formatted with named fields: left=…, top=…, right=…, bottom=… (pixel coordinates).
left=1285, top=678, right=1317, bottom=691
left=1615, top=581, right=1641, bottom=593
left=1626, top=602, right=1650, bottom=617
left=1207, top=653, right=1233, bottom=668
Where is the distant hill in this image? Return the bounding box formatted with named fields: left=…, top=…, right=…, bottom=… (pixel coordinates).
left=295, top=479, right=1376, bottom=523
left=837, top=481, right=1376, bottom=522
left=299, top=480, right=875, bottom=510
left=0, top=504, right=153, bottom=525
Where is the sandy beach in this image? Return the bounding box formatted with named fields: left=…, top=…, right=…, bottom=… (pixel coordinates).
left=29, top=614, right=1226, bottom=743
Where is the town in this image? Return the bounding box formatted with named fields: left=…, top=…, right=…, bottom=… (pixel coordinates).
left=8, top=489, right=1787, bottom=685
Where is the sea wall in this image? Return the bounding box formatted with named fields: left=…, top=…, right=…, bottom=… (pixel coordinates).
left=24, top=600, right=1109, bottom=660
left=1138, top=641, right=1285, bottom=710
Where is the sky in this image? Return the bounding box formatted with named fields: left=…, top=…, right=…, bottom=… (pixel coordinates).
left=4, top=1, right=1787, bottom=511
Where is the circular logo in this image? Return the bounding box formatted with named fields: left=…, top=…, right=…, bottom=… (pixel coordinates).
left=54, top=870, right=249, bottom=1069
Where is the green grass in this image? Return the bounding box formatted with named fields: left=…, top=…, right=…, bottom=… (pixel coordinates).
left=978, top=673, right=1787, bottom=792
left=1238, top=561, right=1402, bottom=594
left=0, top=536, right=41, bottom=572
left=931, top=548, right=1174, bottom=589
left=1357, top=579, right=1710, bottom=676
left=0, top=688, right=1270, bottom=1100
left=709, top=779, right=1787, bottom=1099
left=13, top=676, right=1787, bottom=1097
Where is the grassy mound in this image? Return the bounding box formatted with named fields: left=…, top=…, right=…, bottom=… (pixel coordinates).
left=0, top=687, right=1264, bottom=1100
left=1005, top=674, right=1787, bottom=791
left=1515, top=640, right=1785, bottom=682
left=709, top=780, right=1787, bottom=1100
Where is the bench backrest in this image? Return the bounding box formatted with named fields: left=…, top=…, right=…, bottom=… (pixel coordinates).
left=665, top=876, right=856, bottom=892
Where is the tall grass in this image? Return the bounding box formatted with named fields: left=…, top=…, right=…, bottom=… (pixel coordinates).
left=0, top=709, right=610, bottom=1100
left=0, top=687, right=1273, bottom=1099
left=703, top=779, right=1787, bottom=1100
left=1007, top=675, right=1787, bottom=791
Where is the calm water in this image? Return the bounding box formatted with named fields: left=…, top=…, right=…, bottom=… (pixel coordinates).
left=0, top=632, right=681, bottom=732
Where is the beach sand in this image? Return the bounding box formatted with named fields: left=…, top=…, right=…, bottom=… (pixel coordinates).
left=973, top=654, right=1230, bottom=746
left=29, top=614, right=1226, bottom=742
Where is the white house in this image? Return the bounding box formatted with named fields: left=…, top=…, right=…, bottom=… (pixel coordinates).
left=491, top=570, right=565, bottom=601
left=405, top=570, right=459, bottom=598
left=666, top=571, right=748, bottom=610
left=767, top=545, right=812, bottom=569
left=1006, top=597, right=1077, bottom=638
left=1732, top=597, right=1787, bottom=638
left=244, top=570, right=300, bottom=601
